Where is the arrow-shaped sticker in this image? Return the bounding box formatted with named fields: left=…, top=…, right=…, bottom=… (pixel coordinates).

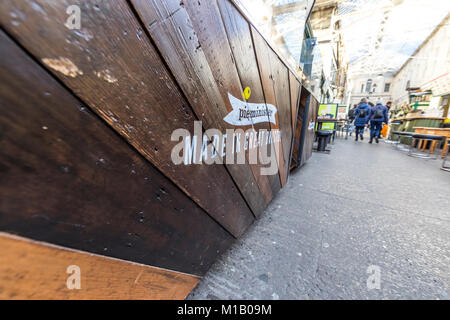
left=223, top=92, right=277, bottom=126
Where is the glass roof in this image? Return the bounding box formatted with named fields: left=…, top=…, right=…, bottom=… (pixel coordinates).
left=339, top=0, right=450, bottom=76
left=235, top=0, right=450, bottom=76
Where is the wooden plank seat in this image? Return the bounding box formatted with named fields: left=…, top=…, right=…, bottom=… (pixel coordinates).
left=414, top=127, right=450, bottom=158
left=408, top=133, right=445, bottom=159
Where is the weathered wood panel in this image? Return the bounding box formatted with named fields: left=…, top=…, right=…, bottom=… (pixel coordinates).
left=0, top=233, right=200, bottom=300
left=299, top=88, right=318, bottom=166
left=292, top=86, right=309, bottom=169
left=289, top=72, right=301, bottom=132
left=291, top=118, right=303, bottom=170
left=216, top=0, right=281, bottom=200
left=0, top=30, right=234, bottom=276
left=179, top=0, right=272, bottom=214
left=129, top=0, right=220, bottom=129
left=268, top=49, right=293, bottom=184
left=129, top=0, right=269, bottom=215
left=309, top=96, right=319, bottom=160
left=250, top=26, right=288, bottom=186
left=0, top=0, right=254, bottom=237
left=288, top=71, right=301, bottom=170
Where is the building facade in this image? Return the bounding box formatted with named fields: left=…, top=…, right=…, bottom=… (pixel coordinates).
left=309, top=0, right=348, bottom=104
left=390, top=14, right=450, bottom=118
left=344, top=73, right=393, bottom=107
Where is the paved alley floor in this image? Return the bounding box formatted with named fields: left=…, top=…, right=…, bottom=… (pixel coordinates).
left=188, top=135, right=450, bottom=300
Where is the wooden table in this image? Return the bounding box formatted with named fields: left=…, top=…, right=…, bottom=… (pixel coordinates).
left=413, top=127, right=450, bottom=158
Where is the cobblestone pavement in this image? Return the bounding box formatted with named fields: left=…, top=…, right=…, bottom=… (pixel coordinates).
left=188, top=136, right=450, bottom=300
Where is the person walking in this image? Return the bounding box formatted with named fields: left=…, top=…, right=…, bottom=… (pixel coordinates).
left=348, top=104, right=357, bottom=136
left=380, top=101, right=392, bottom=138
left=368, top=101, right=389, bottom=143
left=385, top=101, right=392, bottom=111
left=353, top=98, right=371, bottom=141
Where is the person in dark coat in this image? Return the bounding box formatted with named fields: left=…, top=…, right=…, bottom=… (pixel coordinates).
left=368, top=101, right=389, bottom=143
left=386, top=101, right=392, bottom=111
left=348, top=104, right=357, bottom=136
left=353, top=98, right=371, bottom=141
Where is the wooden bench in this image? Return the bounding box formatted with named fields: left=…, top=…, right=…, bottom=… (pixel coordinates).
left=413, top=127, right=450, bottom=158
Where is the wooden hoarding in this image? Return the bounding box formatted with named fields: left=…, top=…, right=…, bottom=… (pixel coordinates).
left=0, top=0, right=313, bottom=299
left=0, top=0, right=254, bottom=238
left=0, top=30, right=234, bottom=277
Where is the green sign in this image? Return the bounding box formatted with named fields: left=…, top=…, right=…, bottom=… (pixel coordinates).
left=317, top=104, right=338, bottom=130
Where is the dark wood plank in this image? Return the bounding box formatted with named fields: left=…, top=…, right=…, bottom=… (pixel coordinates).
left=216, top=0, right=281, bottom=201
left=268, top=49, right=293, bottom=185
left=297, top=86, right=309, bottom=166
left=250, top=26, right=288, bottom=186
left=0, top=30, right=234, bottom=276
left=291, top=118, right=303, bottom=169
left=299, top=88, right=317, bottom=166
left=180, top=0, right=274, bottom=213
left=131, top=0, right=269, bottom=215
left=129, top=0, right=222, bottom=130
left=288, top=71, right=301, bottom=170
left=0, top=233, right=200, bottom=299
left=292, top=86, right=308, bottom=169
left=289, top=72, right=300, bottom=132
left=0, top=0, right=254, bottom=237
left=307, top=96, right=319, bottom=162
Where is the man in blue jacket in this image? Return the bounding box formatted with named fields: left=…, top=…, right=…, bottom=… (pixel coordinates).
left=367, top=101, right=389, bottom=143
left=353, top=98, right=371, bottom=141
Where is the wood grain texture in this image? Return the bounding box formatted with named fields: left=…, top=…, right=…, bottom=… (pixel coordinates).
left=0, top=30, right=234, bottom=276
left=131, top=0, right=269, bottom=215
left=297, top=86, right=310, bottom=167
left=291, top=118, right=303, bottom=170
left=250, top=26, right=288, bottom=186
left=129, top=0, right=223, bottom=130
left=291, top=86, right=308, bottom=169
left=0, top=0, right=254, bottom=237
left=288, top=71, right=300, bottom=171
left=289, top=72, right=300, bottom=133
left=180, top=0, right=273, bottom=214
left=216, top=0, right=281, bottom=202
left=268, top=49, right=293, bottom=185
left=0, top=233, right=199, bottom=300
left=300, top=89, right=318, bottom=166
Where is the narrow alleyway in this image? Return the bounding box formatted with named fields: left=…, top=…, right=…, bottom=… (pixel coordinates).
left=189, top=136, right=450, bottom=299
